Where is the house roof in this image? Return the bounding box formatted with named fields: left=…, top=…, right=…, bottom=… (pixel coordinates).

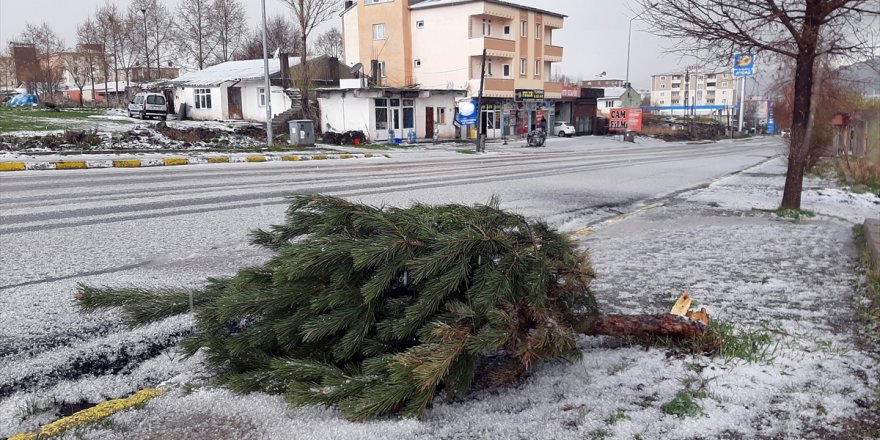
left=410, top=0, right=566, bottom=18
left=169, top=59, right=284, bottom=87
left=597, top=87, right=626, bottom=98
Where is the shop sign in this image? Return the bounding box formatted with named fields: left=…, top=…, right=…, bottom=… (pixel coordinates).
left=515, top=89, right=545, bottom=102
left=561, top=86, right=580, bottom=99
left=609, top=108, right=643, bottom=132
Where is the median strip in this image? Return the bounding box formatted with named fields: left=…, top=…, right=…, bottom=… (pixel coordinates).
left=0, top=153, right=379, bottom=172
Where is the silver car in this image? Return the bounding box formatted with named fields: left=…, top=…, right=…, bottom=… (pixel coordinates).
left=128, top=92, right=168, bottom=120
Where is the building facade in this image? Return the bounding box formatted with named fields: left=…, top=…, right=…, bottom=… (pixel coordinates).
left=340, top=0, right=566, bottom=139
left=648, top=69, right=739, bottom=116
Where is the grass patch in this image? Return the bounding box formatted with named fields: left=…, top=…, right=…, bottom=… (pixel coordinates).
left=837, top=157, right=880, bottom=193
left=661, top=389, right=706, bottom=418
left=754, top=207, right=816, bottom=219
left=635, top=320, right=777, bottom=364
left=606, top=408, right=630, bottom=425
left=353, top=143, right=392, bottom=150
left=0, top=107, right=106, bottom=132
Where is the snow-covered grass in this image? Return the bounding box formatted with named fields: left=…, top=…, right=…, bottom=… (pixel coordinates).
left=2, top=157, right=876, bottom=439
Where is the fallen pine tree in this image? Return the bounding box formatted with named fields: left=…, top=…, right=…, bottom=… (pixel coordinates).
left=77, top=195, right=708, bottom=420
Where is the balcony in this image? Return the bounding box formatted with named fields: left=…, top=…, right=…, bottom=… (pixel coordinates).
left=545, top=81, right=563, bottom=98
left=468, top=36, right=515, bottom=58
left=544, top=45, right=563, bottom=62
left=485, top=78, right=514, bottom=91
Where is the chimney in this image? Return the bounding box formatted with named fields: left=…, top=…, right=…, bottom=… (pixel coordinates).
left=280, top=53, right=290, bottom=89
left=370, top=59, right=379, bottom=86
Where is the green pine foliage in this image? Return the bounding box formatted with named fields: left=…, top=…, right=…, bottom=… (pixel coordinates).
left=77, top=195, right=598, bottom=420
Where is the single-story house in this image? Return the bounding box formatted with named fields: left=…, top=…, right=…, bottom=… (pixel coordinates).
left=596, top=86, right=643, bottom=116
left=317, top=79, right=467, bottom=141
left=64, top=81, right=136, bottom=103
left=168, top=58, right=294, bottom=122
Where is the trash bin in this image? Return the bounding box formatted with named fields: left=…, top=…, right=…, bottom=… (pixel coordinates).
left=289, top=120, right=315, bottom=146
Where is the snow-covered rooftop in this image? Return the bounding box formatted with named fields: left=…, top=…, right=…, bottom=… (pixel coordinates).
left=169, top=59, right=292, bottom=87
left=598, top=87, right=626, bottom=98
left=410, top=0, right=566, bottom=18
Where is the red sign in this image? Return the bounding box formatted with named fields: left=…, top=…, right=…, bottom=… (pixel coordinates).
left=609, top=108, right=642, bottom=133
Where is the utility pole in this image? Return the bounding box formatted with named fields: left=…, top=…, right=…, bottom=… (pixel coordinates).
left=737, top=76, right=745, bottom=133
left=140, top=7, right=150, bottom=83
left=475, top=48, right=487, bottom=153
left=260, top=0, right=273, bottom=146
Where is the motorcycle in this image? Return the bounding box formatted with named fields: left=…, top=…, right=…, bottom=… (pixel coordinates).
left=527, top=129, right=546, bottom=147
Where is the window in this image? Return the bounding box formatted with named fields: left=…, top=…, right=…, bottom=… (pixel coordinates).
left=534, top=59, right=540, bottom=77
left=482, top=19, right=491, bottom=36
left=660, top=100, right=665, bottom=104
left=414, top=59, right=421, bottom=68
left=660, top=76, right=666, bottom=80
left=723, top=73, right=729, bottom=79
left=403, top=99, right=414, bottom=129
left=605, top=100, right=613, bottom=108
left=503, top=25, right=510, bottom=35
left=258, top=88, right=266, bottom=107
left=672, top=100, right=680, bottom=104
left=520, top=58, right=526, bottom=75
left=660, top=91, right=665, bottom=96
left=487, top=59, right=492, bottom=76
left=365, top=0, right=392, bottom=4
left=146, top=95, right=165, bottom=105
left=194, top=88, right=211, bottom=109
left=374, top=98, right=388, bottom=130
left=503, top=64, right=510, bottom=77
left=535, top=23, right=541, bottom=39
left=706, top=99, right=714, bottom=104
left=722, top=90, right=727, bottom=95
left=378, top=61, right=386, bottom=78
left=373, top=23, right=386, bottom=40
left=521, top=20, right=527, bottom=37
left=660, top=84, right=666, bottom=89
left=721, top=81, right=728, bottom=87
left=416, top=20, right=425, bottom=29
left=436, top=107, right=446, bottom=124
left=722, top=98, right=727, bottom=104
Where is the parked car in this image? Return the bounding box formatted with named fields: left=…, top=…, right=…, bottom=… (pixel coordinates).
left=553, top=121, right=575, bottom=137
left=780, top=128, right=791, bottom=138
left=128, top=92, right=167, bottom=120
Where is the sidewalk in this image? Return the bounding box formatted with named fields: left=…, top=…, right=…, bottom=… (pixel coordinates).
left=3, top=158, right=878, bottom=440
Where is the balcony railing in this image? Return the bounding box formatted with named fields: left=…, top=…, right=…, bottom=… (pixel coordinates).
left=468, top=36, right=515, bottom=57
left=544, top=82, right=563, bottom=93
left=543, top=45, right=563, bottom=59
left=484, top=78, right=514, bottom=91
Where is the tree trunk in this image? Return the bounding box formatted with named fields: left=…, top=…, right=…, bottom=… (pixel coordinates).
left=780, top=18, right=820, bottom=210
left=582, top=314, right=708, bottom=339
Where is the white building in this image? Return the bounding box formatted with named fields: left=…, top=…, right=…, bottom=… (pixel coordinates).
left=168, top=59, right=293, bottom=122
left=649, top=69, right=740, bottom=116
left=596, top=86, right=643, bottom=116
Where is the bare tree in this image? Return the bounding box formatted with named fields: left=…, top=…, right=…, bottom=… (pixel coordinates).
left=96, top=2, right=125, bottom=106
left=61, top=49, right=90, bottom=107
left=0, top=47, right=15, bottom=91
left=314, top=28, right=343, bottom=59
left=279, top=0, right=341, bottom=115
left=16, top=23, right=65, bottom=99
left=237, top=15, right=302, bottom=60
left=639, top=0, right=880, bottom=210
left=174, top=0, right=217, bottom=69
left=76, top=19, right=105, bottom=105
left=211, top=0, right=247, bottom=62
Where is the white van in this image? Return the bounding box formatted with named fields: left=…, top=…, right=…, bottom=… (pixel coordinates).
left=128, top=92, right=168, bottom=120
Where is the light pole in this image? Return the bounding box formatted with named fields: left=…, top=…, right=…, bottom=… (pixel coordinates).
left=260, top=0, right=273, bottom=146
left=140, top=7, right=150, bottom=83
left=625, top=3, right=656, bottom=88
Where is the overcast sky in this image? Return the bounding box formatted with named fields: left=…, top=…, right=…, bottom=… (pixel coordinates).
left=0, top=0, right=700, bottom=89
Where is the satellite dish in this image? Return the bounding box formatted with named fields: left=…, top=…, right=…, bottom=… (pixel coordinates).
left=350, top=63, right=363, bottom=76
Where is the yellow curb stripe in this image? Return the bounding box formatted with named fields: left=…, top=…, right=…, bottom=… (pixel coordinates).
left=0, top=162, right=26, bottom=171
left=113, top=159, right=141, bottom=168
left=364, top=153, right=374, bottom=158
left=571, top=226, right=595, bottom=238
left=311, top=154, right=328, bottom=160
left=281, top=155, right=301, bottom=161
left=55, top=161, right=88, bottom=170
left=339, top=154, right=353, bottom=159
left=246, top=155, right=267, bottom=162
left=164, top=158, right=188, bottom=166
left=9, top=389, right=165, bottom=440
left=207, top=156, right=230, bottom=163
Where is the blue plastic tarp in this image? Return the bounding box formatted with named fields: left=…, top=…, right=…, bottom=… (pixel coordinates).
left=6, top=93, right=39, bottom=107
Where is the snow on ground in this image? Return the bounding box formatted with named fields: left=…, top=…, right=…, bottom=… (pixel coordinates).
left=1, top=157, right=873, bottom=439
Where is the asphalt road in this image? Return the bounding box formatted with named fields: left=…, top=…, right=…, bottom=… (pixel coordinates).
left=0, top=135, right=779, bottom=417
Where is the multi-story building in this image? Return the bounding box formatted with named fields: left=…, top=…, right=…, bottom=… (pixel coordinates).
left=649, top=69, right=740, bottom=116
left=326, top=0, right=566, bottom=140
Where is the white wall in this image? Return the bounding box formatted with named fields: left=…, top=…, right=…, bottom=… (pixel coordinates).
left=414, top=92, right=458, bottom=139
left=410, top=2, right=485, bottom=91
left=176, top=86, right=224, bottom=120
left=342, top=6, right=360, bottom=67
left=240, top=81, right=292, bottom=122
left=319, top=93, right=373, bottom=136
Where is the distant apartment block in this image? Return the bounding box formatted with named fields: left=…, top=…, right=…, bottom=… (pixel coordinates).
left=649, top=69, right=739, bottom=115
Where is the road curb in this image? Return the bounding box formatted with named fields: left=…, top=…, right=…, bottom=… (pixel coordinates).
left=0, top=152, right=378, bottom=172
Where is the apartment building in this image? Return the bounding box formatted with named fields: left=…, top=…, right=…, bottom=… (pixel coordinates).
left=649, top=69, right=739, bottom=115
left=331, top=0, right=566, bottom=140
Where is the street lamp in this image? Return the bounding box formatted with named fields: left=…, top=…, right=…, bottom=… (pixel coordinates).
left=140, top=7, right=150, bottom=83
left=625, top=3, right=656, bottom=88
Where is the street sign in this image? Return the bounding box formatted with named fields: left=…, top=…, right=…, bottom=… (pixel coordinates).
left=733, top=53, right=756, bottom=77
left=457, top=99, right=478, bottom=125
